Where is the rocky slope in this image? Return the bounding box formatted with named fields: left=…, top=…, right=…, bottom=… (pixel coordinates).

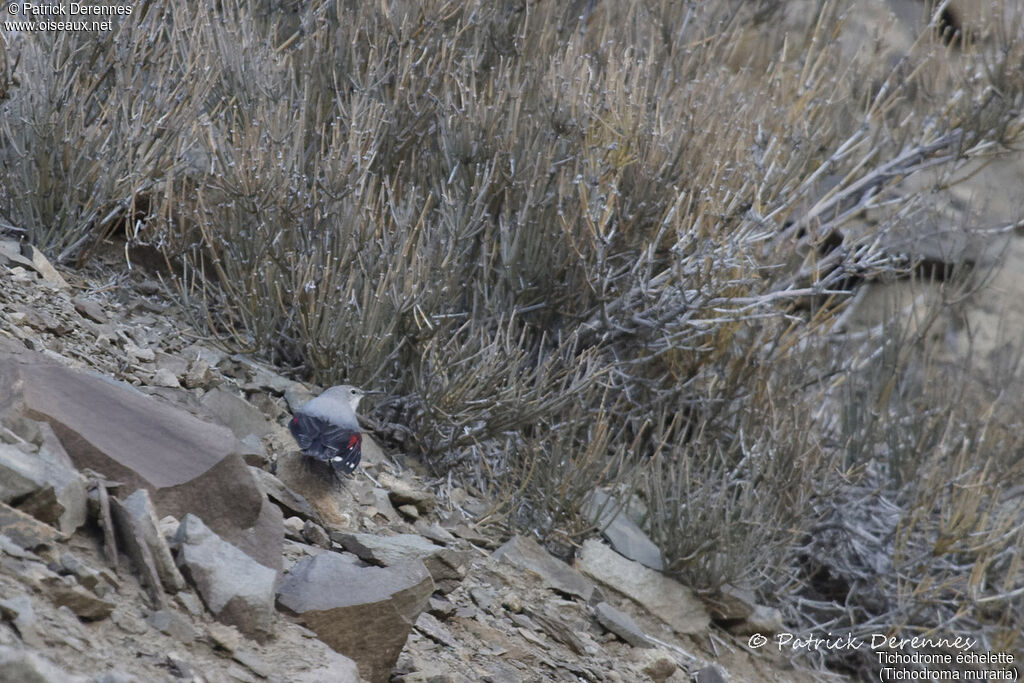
left=0, top=243, right=834, bottom=682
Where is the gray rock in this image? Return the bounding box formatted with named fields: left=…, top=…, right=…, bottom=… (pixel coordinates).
left=72, top=296, right=107, bottom=324
left=377, top=472, right=435, bottom=513
left=0, top=533, right=35, bottom=559
left=334, top=532, right=440, bottom=567
left=145, top=609, right=197, bottom=642
left=301, top=520, right=332, bottom=549
left=182, top=358, right=213, bottom=390
left=228, top=355, right=295, bottom=393
left=0, top=442, right=87, bottom=535
left=283, top=516, right=305, bottom=541
left=0, top=595, right=42, bottom=647
left=694, top=665, right=727, bottom=683
left=397, top=504, right=419, bottom=519
left=594, top=601, right=654, bottom=648
left=0, top=355, right=283, bottom=572
left=200, top=387, right=274, bottom=440
left=0, top=501, right=60, bottom=549
left=583, top=490, right=663, bottom=571
left=206, top=622, right=242, bottom=652
left=578, top=540, right=709, bottom=636
left=277, top=552, right=434, bottom=683
left=729, top=603, right=784, bottom=636
left=92, top=672, right=142, bottom=683
left=248, top=466, right=320, bottom=523
left=173, top=514, right=276, bottom=641
left=368, top=487, right=402, bottom=524
left=57, top=552, right=105, bottom=594
left=492, top=535, right=596, bottom=602
left=414, top=612, right=459, bottom=648
left=413, top=522, right=456, bottom=545
left=0, top=645, right=87, bottom=683
left=232, top=649, right=273, bottom=679
left=334, top=532, right=469, bottom=594
left=288, top=654, right=362, bottom=683
left=35, top=420, right=77, bottom=471
left=634, top=649, right=678, bottom=683
left=111, top=489, right=186, bottom=595
left=707, top=583, right=756, bottom=622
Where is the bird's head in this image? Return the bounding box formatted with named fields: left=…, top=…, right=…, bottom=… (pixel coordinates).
left=321, top=385, right=381, bottom=412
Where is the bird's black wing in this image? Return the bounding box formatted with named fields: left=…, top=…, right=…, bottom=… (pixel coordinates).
left=289, top=414, right=362, bottom=474
left=322, top=427, right=362, bottom=474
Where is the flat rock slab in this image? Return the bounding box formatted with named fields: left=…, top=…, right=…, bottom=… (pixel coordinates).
left=578, top=539, right=709, bottom=636
left=333, top=532, right=441, bottom=567
left=0, top=354, right=282, bottom=571
left=277, top=552, right=434, bottom=683
left=174, top=514, right=276, bottom=642
left=594, top=601, right=654, bottom=648
left=492, top=535, right=596, bottom=602
left=583, top=489, right=663, bottom=571
left=334, top=532, right=469, bottom=594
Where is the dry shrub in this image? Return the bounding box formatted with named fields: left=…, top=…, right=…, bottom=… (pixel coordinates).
left=0, top=5, right=215, bottom=262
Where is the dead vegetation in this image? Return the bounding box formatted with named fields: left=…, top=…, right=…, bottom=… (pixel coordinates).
left=3, top=0, right=1024, bottom=676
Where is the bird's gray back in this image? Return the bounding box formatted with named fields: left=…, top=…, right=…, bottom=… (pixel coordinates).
left=298, top=392, right=359, bottom=429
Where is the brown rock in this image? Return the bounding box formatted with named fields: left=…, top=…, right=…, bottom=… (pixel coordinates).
left=50, top=584, right=116, bottom=620
left=72, top=296, right=107, bottom=324
left=277, top=553, right=434, bottom=683
left=0, top=354, right=282, bottom=571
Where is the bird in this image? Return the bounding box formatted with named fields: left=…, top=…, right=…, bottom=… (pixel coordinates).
left=288, top=385, right=374, bottom=476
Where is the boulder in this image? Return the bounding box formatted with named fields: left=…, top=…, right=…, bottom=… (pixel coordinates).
left=173, top=514, right=276, bottom=641
left=277, top=552, right=434, bottom=683
left=0, top=354, right=283, bottom=571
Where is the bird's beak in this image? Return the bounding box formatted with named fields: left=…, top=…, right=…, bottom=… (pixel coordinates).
left=363, top=389, right=385, bottom=396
